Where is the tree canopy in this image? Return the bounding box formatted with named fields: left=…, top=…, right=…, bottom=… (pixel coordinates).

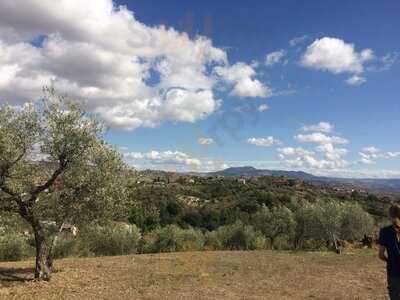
left=0, top=89, right=130, bottom=280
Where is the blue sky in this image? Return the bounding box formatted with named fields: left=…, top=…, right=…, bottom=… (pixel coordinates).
left=0, top=0, right=399, bottom=177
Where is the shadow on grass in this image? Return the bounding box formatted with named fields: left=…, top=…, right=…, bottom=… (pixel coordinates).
left=0, top=266, right=34, bottom=284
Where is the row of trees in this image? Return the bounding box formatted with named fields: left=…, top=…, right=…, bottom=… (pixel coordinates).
left=1, top=200, right=374, bottom=261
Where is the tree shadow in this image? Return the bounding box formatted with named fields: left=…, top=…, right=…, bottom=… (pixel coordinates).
left=0, top=267, right=34, bottom=285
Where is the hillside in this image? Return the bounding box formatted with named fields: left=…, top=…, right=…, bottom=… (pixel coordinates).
left=0, top=250, right=386, bottom=299
left=205, top=166, right=400, bottom=193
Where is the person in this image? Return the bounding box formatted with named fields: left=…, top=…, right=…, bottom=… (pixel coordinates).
left=378, top=203, right=400, bottom=300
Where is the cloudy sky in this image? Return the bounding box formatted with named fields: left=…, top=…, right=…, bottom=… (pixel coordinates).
left=0, top=0, right=399, bottom=178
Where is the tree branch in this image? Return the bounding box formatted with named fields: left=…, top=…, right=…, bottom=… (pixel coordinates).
left=0, top=185, right=18, bottom=198
left=29, top=156, right=68, bottom=203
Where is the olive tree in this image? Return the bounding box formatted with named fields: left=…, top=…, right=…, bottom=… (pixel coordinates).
left=253, top=205, right=296, bottom=249
left=339, top=202, right=374, bottom=242
left=0, top=89, right=129, bottom=280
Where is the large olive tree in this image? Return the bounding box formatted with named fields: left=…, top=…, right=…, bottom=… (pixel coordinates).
left=0, top=89, right=129, bottom=280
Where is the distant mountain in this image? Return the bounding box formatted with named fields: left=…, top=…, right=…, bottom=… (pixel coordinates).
left=207, top=166, right=400, bottom=193
left=209, top=166, right=318, bottom=180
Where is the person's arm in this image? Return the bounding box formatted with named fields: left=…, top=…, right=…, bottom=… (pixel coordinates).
left=378, top=245, right=388, bottom=262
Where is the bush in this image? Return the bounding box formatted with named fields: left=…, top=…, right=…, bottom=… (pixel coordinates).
left=252, top=205, right=296, bottom=249
left=290, top=200, right=375, bottom=250
left=0, top=234, right=33, bottom=261
left=143, top=225, right=205, bottom=253
left=81, top=224, right=141, bottom=256
left=52, top=236, right=79, bottom=259
left=340, top=203, right=374, bottom=242
left=205, top=221, right=265, bottom=251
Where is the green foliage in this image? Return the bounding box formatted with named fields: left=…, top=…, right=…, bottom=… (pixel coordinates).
left=0, top=234, right=34, bottom=261
left=252, top=205, right=296, bottom=249
left=206, top=221, right=265, bottom=251
left=340, top=203, right=374, bottom=242
left=143, top=225, right=205, bottom=253
left=81, top=224, right=141, bottom=256
left=290, top=200, right=376, bottom=249
left=52, top=236, right=79, bottom=259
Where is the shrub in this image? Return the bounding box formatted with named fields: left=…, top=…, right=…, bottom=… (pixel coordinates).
left=340, top=203, right=374, bottom=242
left=52, top=236, right=79, bottom=259
left=143, top=225, right=205, bottom=253
left=0, top=234, right=33, bottom=261
left=206, top=221, right=265, bottom=251
left=204, top=230, right=223, bottom=250
left=252, top=205, right=296, bottom=249
left=81, top=224, right=141, bottom=256
left=290, top=200, right=375, bottom=250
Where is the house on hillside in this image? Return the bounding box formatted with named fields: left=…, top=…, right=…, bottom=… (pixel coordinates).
left=237, top=178, right=246, bottom=185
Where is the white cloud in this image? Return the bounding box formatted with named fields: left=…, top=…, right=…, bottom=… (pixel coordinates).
left=316, top=143, right=348, bottom=166
left=122, top=149, right=230, bottom=172
left=368, top=52, right=399, bottom=72
left=277, top=147, right=314, bottom=157
left=302, top=121, right=334, bottom=133
left=123, top=150, right=201, bottom=169
left=0, top=0, right=269, bottom=130
left=289, top=35, right=308, bottom=47
left=362, top=146, right=380, bottom=154
left=295, top=132, right=348, bottom=145
left=358, top=146, right=400, bottom=164
left=358, top=157, right=376, bottom=165
left=301, top=37, right=374, bottom=74
left=215, top=62, right=271, bottom=98
left=94, top=89, right=220, bottom=130
left=257, top=104, right=269, bottom=112
left=346, top=75, right=366, bottom=86
left=387, top=152, right=400, bottom=158
left=280, top=143, right=348, bottom=170
left=285, top=155, right=344, bottom=170
left=265, top=50, right=285, bottom=66
left=247, top=137, right=281, bottom=147
left=198, top=137, right=214, bottom=145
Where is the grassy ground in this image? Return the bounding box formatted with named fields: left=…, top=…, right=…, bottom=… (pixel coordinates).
left=0, top=249, right=388, bottom=299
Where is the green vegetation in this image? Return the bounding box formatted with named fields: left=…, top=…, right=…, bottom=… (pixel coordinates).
left=0, top=89, right=130, bottom=280
left=0, top=89, right=397, bottom=283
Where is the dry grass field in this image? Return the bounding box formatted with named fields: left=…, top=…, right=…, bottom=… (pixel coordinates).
left=0, top=249, right=388, bottom=300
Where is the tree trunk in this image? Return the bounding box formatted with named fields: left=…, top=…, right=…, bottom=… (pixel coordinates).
left=34, top=231, right=52, bottom=281
left=18, top=204, right=54, bottom=281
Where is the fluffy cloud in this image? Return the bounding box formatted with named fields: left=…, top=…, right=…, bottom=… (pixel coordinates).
left=301, top=37, right=374, bottom=74
left=358, top=157, right=376, bottom=165
left=280, top=123, right=349, bottom=170
left=198, top=137, right=214, bottom=145
left=358, top=146, right=400, bottom=164
left=362, top=146, right=380, bottom=154
left=302, top=121, right=333, bottom=133
left=277, top=147, right=314, bottom=157
left=257, top=104, right=269, bottom=112
left=295, top=132, right=348, bottom=145
left=346, top=75, right=366, bottom=86
left=123, top=150, right=201, bottom=168
left=0, top=0, right=268, bottom=130
left=265, top=50, right=285, bottom=66
left=122, top=149, right=230, bottom=172
left=247, top=137, right=281, bottom=147
left=315, top=143, right=348, bottom=166
left=215, top=62, right=271, bottom=98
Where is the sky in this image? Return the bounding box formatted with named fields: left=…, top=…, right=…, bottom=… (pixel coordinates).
left=0, top=0, right=399, bottom=178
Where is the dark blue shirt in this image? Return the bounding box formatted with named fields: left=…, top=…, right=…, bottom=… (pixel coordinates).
left=378, top=225, right=400, bottom=278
